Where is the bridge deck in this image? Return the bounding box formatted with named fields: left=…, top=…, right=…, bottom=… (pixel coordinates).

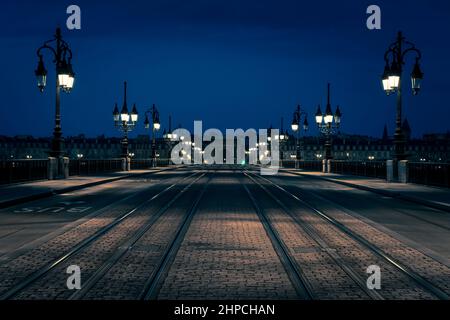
left=0, top=166, right=448, bottom=300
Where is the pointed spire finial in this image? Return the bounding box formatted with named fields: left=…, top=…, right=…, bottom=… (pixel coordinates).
left=327, top=83, right=331, bottom=106
left=123, top=81, right=127, bottom=107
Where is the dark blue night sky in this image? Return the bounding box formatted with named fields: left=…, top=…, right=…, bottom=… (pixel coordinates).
left=1, top=0, right=449, bottom=139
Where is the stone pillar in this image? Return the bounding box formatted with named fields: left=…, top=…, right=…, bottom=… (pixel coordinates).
left=47, top=157, right=57, bottom=180
left=62, top=157, right=70, bottom=179
left=122, top=157, right=131, bottom=171
left=398, top=160, right=409, bottom=184
left=327, top=159, right=332, bottom=174
left=322, top=159, right=327, bottom=173
left=386, top=160, right=394, bottom=182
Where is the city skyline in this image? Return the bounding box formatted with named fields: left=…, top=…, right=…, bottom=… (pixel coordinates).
left=1, top=0, right=450, bottom=139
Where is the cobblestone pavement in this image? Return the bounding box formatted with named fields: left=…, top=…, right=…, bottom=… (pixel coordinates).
left=157, top=171, right=298, bottom=300
left=0, top=170, right=186, bottom=259
left=0, top=167, right=449, bottom=300
left=270, top=173, right=450, bottom=295
left=252, top=174, right=437, bottom=299
left=81, top=174, right=211, bottom=300
left=281, top=172, right=450, bottom=259
left=244, top=174, right=373, bottom=300
left=0, top=170, right=197, bottom=297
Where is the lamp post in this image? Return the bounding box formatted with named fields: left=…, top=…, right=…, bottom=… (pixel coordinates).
left=163, top=115, right=174, bottom=140
left=163, top=115, right=177, bottom=161
left=291, top=104, right=309, bottom=168
left=278, top=118, right=289, bottom=142
left=264, top=125, right=273, bottom=163
left=144, top=104, right=160, bottom=167
left=275, top=118, right=289, bottom=165
left=35, top=27, right=75, bottom=158
left=315, top=83, right=342, bottom=160
left=113, top=82, right=138, bottom=162
left=381, top=31, right=423, bottom=161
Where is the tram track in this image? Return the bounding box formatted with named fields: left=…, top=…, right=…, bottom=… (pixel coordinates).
left=1, top=166, right=448, bottom=300
left=0, top=170, right=196, bottom=266
left=244, top=171, right=383, bottom=300
left=68, top=172, right=210, bottom=300
left=242, top=176, right=314, bottom=300
left=283, top=169, right=450, bottom=215
left=0, top=166, right=184, bottom=210
left=139, top=173, right=213, bottom=300
left=246, top=170, right=449, bottom=300
left=0, top=170, right=202, bottom=300
left=154, top=170, right=298, bottom=300
left=284, top=171, right=450, bottom=232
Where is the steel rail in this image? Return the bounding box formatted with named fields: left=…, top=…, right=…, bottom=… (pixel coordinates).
left=0, top=170, right=201, bottom=300
left=139, top=172, right=213, bottom=300
left=254, top=172, right=450, bottom=300
left=245, top=171, right=383, bottom=300
left=242, top=175, right=315, bottom=300
left=68, top=172, right=207, bottom=299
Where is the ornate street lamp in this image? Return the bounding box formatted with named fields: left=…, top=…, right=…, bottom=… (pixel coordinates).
left=144, top=104, right=160, bottom=167
left=163, top=115, right=175, bottom=140
left=291, top=104, right=308, bottom=168
left=275, top=118, right=289, bottom=164
left=315, top=83, right=342, bottom=160
left=382, top=31, right=423, bottom=161
left=35, top=27, right=75, bottom=158
left=280, top=118, right=288, bottom=142
left=274, top=118, right=289, bottom=142
left=113, top=81, right=138, bottom=160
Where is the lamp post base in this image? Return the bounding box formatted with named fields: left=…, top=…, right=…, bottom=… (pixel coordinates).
left=121, top=137, right=129, bottom=159
left=393, top=120, right=406, bottom=159
left=49, top=128, right=64, bottom=158
left=151, top=142, right=156, bottom=167
left=295, top=155, right=301, bottom=169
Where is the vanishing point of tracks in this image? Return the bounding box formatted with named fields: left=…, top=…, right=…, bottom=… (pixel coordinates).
left=0, top=167, right=448, bottom=300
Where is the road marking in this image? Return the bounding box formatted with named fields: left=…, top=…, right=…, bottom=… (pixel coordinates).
left=13, top=206, right=92, bottom=214
left=60, top=201, right=86, bottom=206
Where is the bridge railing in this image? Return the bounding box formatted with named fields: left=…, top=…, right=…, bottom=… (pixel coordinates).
left=330, top=160, right=387, bottom=179
left=130, top=158, right=174, bottom=169
left=3, top=158, right=449, bottom=189
left=0, top=158, right=179, bottom=184
left=155, top=158, right=174, bottom=167
left=408, top=162, right=450, bottom=188
left=280, top=160, right=323, bottom=171
left=69, top=159, right=123, bottom=176
left=0, top=159, right=48, bottom=184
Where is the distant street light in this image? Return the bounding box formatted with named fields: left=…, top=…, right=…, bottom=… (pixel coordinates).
left=275, top=118, right=289, bottom=142
left=163, top=115, right=176, bottom=140
left=291, top=104, right=308, bottom=168
left=113, top=82, right=138, bottom=159
left=315, top=83, right=342, bottom=160
left=144, top=104, right=160, bottom=167
left=382, top=31, right=423, bottom=161
left=35, top=27, right=75, bottom=158
left=267, top=125, right=273, bottom=142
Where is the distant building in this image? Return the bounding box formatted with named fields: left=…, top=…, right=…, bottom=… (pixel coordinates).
left=280, top=130, right=450, bottom=162
left=1, top=129, right=449, bottom=163
left=0, top=134, right=172, bottom=160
